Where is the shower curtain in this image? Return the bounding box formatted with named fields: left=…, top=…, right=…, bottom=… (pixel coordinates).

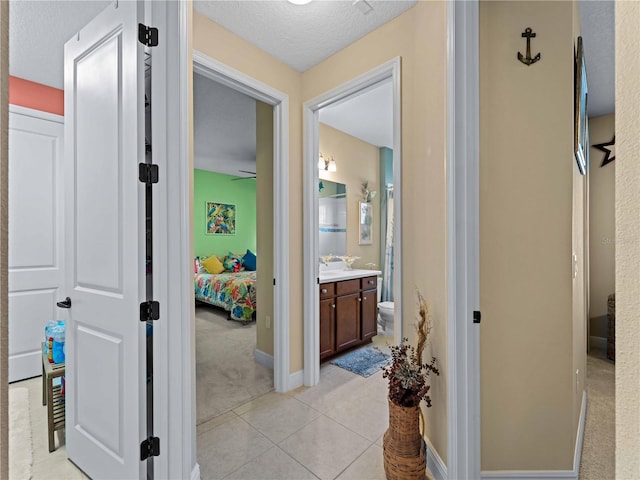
left=381, top=186, right=394, bottom=302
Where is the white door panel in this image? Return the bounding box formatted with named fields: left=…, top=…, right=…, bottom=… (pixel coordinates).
left=8, top=110, right=64, bottom=382
left=64, top=1, right=145, bottom=478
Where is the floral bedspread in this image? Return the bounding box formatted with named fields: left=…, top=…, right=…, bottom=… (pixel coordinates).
left=194, top=271, right=257, bottom=321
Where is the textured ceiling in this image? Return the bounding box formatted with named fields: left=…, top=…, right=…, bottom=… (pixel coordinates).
left=579, top=0, right=615, bottom=117
left=193, top=0, right=416, bottom=72
left=320, top=80, right=393, bottom=148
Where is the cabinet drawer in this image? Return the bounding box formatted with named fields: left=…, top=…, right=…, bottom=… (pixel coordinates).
left=319, top=283, right=335, bottom=299
left=336, top=279, right=360, bottom=296
left=361, top=276, right=377, bottom=290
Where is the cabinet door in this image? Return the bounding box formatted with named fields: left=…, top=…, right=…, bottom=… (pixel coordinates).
left=361, top=289, right=378, bottom=341
left=336, top=293, right=361, bottom=351
left=320, top=298, right=336, bottom=359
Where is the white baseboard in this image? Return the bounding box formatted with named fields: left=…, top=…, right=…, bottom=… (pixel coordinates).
left=287, top=369, right=304, bottom=391
left=191, top=462, right=201, bottom=480
left=481, top=390, right=587, bottom=480
left=573, top=390, right=587, bottom=474
left=589, top=336, right=606, bottom=351
left=254, top=348, right=274, bottom=369
left=426, top=441, right=448, bottom=480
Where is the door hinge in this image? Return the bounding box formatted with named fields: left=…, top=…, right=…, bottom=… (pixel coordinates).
left=138, top=163, right=159, bottom=184
left=140, top=301, right=160, bottom=321
left=273, top=278, right=276, bottom=286
left=473, top=310, right=481, bottom=324
left=138, top=23, right=159, bottom=47
left=140, top=436, right=160, bottom=460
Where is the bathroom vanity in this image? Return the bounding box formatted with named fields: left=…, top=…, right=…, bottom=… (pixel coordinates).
left=318, top=269, right=381, bottom=361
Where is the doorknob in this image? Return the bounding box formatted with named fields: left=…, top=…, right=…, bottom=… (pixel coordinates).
left=56, top=297, right=72, bottom=309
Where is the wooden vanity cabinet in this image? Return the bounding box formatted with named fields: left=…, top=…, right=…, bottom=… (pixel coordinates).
left=319, top=275, right=378, bottom=361
left=335, top=293, right=361, bottom=351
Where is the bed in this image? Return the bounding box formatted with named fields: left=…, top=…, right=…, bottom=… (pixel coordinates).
left=194, top=270, right=257, bottom=323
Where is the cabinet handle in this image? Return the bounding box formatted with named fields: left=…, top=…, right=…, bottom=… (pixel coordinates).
left=358, top=298, right=362, bottom=302
left=332, top=304, right=335, bottom=308
left=321, top=288, right=327, bottom=294
left=369, top=280, right=374, bottom=284
left=363, top=296, right=367, bottom=300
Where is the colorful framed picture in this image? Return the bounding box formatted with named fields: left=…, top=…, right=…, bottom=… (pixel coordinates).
left=574, top=36, right=588, bottom=175
left=359, top=201, right=373, bottom=245
left=205, top=202, right=236, bottom=235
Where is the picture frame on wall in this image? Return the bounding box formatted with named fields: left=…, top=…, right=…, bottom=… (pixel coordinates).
left=359, top=201, right=373, bottom=245
left=574, top=36, right=588, bottom=175
left=205, top=202, right=236, bottom=235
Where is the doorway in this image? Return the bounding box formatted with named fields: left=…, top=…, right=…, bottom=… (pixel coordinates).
left=191, top=72, right=273, bottom=425
left=191, top=51, right=291, bottom=396
left=303, top=58, right=402, bottom=387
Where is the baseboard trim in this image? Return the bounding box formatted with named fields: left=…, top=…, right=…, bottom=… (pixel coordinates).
left=254, top=348, right=274, bottom=369
left=287, top=369, right=304, bottom=391
left=426, top=441, right=448, bottom=480
left=481, top=390, right=587, bottom=480
left=191, top=462, right=201, bottom=480
left=481, top=471, right=575, bottom=479
left=589, top=336, right=606, bottom=351
left=573, top=390, right=587, bottom=474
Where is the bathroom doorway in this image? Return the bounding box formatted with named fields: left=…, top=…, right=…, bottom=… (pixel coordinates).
left=303, top=58, right=402, bottom=386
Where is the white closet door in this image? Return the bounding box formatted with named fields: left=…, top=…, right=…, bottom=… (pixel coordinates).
left=8, top=108, right=64, bottom=382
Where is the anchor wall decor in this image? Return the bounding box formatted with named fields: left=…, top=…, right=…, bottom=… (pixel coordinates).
left=518, top=27, right=541, bottom=66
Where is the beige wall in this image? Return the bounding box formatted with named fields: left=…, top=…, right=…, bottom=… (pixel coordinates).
left=616, top=3, right=640, bottom=477
left=256, top=101, right=275, bottom=355
left=588, top=114, right=615, bottom=337
left=193, top=12, right=305, bottom=372
left=319, top=122, right=380, bottom=268
left=0, top=2, right=8, bottom=478
left=480, top=1, right=584, bottom=470
left=303, top=1, right=449, bottom=462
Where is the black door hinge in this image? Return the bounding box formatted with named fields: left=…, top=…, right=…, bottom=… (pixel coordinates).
left=138, top=24, right=158, bottom=47
left=140, top=301, right=160, bottom=321
left=473, top=310, right=481, bottom=324
left=140, top=436, right=160, bottom=460
left=139, top=163, right=159, bottom=184
left=273, top=278, right=276, bottom=286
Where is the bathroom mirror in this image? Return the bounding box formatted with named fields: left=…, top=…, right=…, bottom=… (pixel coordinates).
left=318, top=179, right=347, bottom=258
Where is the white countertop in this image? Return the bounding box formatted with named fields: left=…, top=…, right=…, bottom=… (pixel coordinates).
left=319, top=269, right=382, bottom=283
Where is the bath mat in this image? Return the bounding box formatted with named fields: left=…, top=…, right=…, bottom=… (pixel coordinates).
left=330, top=344, right=391, bottom=377
left=9, top=388, right=32, bottom=480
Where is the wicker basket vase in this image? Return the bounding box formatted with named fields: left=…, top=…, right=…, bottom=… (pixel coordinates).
left=383, top=399, right=426, bottom=480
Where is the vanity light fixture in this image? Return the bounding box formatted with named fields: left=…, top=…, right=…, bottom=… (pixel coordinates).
left=318, top=153, right=337, bottom=172
left=288, top=0, right=313, bottom=5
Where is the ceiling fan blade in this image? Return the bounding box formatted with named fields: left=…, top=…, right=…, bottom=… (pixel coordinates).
left=231, top=176, right=256, bottom=181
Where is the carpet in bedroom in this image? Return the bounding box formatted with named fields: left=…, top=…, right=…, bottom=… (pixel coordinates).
left=196, top=305, right=273, bottom=425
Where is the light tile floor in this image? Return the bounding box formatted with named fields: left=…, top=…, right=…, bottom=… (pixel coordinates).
left=196, top=363, right=393, bottom=480
left=9, top=376, right=89, bottom=480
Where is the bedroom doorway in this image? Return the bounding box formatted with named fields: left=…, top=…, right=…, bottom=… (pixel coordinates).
left=303, top=58, right=402, bottom=386
left=192, top=72, right=274, bottom=425
left=190, top=51, right=291, bottom=435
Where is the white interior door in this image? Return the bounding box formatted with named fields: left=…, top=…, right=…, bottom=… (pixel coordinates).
left=8, top=108, right=64, bottom=382
left=64, top=2, right=146, bottom=478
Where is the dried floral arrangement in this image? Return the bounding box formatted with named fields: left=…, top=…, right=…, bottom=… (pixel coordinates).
left=382, top=291, right=440, bottom=407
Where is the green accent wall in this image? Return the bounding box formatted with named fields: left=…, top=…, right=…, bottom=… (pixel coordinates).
left=193, top=169, right=256, bottom=258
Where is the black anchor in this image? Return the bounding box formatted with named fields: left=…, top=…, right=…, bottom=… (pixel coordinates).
left=518, top=27, right=541, bottom=66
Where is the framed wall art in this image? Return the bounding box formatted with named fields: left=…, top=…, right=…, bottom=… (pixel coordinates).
left=205, top=202, right=236, bottom=235
left=574, top=36, right=588, bottom=175
left=359, top=201, right=373, bottom=245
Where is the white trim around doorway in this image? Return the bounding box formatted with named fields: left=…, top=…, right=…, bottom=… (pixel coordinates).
left=446, top=0, right=481, bottom=478
left=302, top=58, right=402, bottom=387
left=191, top=50, right=291, bottom=393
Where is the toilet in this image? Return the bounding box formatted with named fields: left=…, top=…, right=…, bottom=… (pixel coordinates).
left=377, top=277, right=395, bottom=336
